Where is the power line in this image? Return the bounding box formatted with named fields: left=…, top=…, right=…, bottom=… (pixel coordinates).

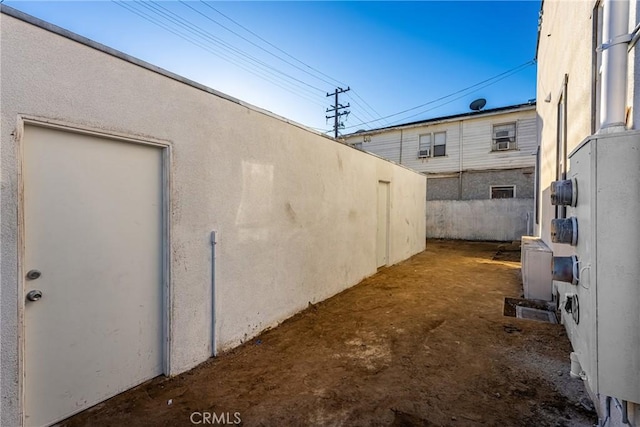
left=184, top=1, right=341, bottom=88
left=348, top=112, right=369, bottom=128
left=112, top=1, right=328, bottom=109
left=194, top=1, right=389, bottom=129
left=346, top=91, right=390, bottom=128
left=118, top=0, right=325, bottom=103
left=116, top=0, right=386, bottom=130
left=198, top=1, right=347, bottom=88
left=194, top=2, right=388, bottom=130
left=144, top=1, right=327, bottom=94
left=386, top=64, right=534, bottom=126
left=115, top=1, right=530, bottom=132
left=343, top=60, right=535, bottom=130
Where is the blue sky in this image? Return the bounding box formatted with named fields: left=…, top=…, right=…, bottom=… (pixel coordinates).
left=3, top=1, right=540, bottom=135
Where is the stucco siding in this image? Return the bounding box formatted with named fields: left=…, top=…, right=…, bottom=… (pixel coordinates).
left=536, top=0, right=600, bottom=256
left=536, top=1, right=640, bottom=422
left=536, top=0, right=639, bottom=255
left=0, top=11, right=426, bottom=425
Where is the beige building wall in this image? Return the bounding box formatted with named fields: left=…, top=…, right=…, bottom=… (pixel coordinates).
left=536, top=1, right=640, bottom=424
left=536, top=0, right=597, bottom=256
left=0, top=9, right=426, bottom=425
left=536, top=0, right=639, bottom=250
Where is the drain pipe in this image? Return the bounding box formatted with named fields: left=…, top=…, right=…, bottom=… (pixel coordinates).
left=599, top=0, right=630, bottom=132
left=458, top=120, right=463, bottom=199
left=399, top=129, right=403, bottom=164
left=210, top=230, right=217, bottom=357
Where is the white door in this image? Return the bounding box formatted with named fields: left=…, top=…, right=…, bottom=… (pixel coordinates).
left=376, top=181, right=390, bottom=267
left=23, top=125, right=165, bottom=426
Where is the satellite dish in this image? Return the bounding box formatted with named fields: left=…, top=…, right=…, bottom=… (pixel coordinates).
left=469, top=98, right=487, bottom=111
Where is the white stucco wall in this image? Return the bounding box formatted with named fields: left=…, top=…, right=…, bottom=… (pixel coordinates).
left=536, top=1, right=640, bottom=423
left=536, top=0, right=638, bottom=252
left=426, top=199, right=534, bottom=241
left=536, top=0, right=596, bottom=256
left=0, top=10, right=426, bottom=425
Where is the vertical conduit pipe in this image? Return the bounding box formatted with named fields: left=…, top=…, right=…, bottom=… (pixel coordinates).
left=600, top=0, right=630, bottom=131
left=399, top=129, right=403, bottom=164
left=458, top=120, right=463, bottom=199
left=210, top=231, right=217, bottom=357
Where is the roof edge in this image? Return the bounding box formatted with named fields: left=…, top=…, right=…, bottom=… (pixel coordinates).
left=0, top=4, right=330, bottom=140
left=343, top=102, right=536, bottom=138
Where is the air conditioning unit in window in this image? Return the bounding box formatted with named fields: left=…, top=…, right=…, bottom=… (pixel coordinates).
left=418, top=149, right=430, bottom=158
left=494, top=130, right=513, bottom=150
left=496, top=141, right=510, bottom=150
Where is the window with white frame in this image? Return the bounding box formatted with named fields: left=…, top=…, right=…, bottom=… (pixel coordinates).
left=490, top=185, right=516, bottom=199
left=418, top=132, right=446, bottom=158
left=418, top=134, right=431, bottom=158
left=492, top=123, right=517, bottom=151
left=433, top=132, right=446, bottom=157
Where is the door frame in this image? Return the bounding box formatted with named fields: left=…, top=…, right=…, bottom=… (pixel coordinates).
left=15, top=115, right=173, bottom=425
left=377, top=180, right=391, bottom=268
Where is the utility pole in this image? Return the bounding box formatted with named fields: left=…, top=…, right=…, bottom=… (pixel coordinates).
left=326, top=87, right=350, bottom=138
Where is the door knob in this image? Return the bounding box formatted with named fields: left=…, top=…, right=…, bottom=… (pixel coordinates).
left=26, top=290, right=42, bottom=302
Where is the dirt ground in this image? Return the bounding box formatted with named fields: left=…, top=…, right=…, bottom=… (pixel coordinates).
left=64, top=240, right=597, bottom=427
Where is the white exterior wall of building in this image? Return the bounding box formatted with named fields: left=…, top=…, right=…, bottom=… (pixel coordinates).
left=536, top=1, right=640, bottom=424
left=460, top=110, right=537, bottom=171
left=536, top=0, right=597, bottom=257
left=0, top=10, right=426, bottom=425
left=344, top=107, right=537, bottom=174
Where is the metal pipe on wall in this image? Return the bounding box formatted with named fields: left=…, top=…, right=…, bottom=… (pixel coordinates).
left=399, top=129, right=403, bottom=164
left=458, top=120, right=463, bottom=200
left=599, top=0, right=630, bottom=131
left=210, top=231, right=217, bottom=357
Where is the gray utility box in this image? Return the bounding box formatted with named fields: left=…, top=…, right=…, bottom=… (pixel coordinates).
left=560, top=130, right=640, bottom=403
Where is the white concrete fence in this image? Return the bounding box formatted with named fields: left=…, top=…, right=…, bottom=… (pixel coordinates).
left=426, top=199, right=534, bottom=241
